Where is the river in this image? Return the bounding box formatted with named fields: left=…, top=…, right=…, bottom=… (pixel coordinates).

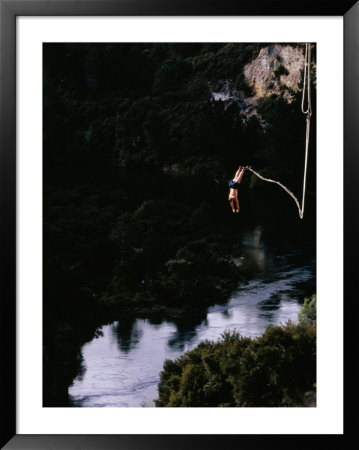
left=68, top=229, right=315, bottom=407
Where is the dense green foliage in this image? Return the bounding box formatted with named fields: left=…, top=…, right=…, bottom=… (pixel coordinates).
left=43, top=43, right=316, bottom=405
left=298, top=294, right=316, bottom=326
left=156, top=300, right=317, bottom=407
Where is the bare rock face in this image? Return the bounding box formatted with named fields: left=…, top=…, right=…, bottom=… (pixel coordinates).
left=244, top=44, right=305, bottom=102
left=209, top=44, right=309, bottom=125
left=210, top=80, right=247, bottom=113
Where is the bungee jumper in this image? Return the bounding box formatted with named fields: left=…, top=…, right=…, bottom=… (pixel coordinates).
left=228, top=166, right=248, bottom=213
left=228, top=43, right=313, bottom=219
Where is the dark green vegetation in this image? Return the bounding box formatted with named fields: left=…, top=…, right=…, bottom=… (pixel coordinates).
left=43, top=43, right=316, bottom=405
left=156, top=298, right=316, bottom=407
left=298, top=294, right=316, bottom=326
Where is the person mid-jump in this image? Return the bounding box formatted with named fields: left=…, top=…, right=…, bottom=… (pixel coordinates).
left=228, top=166, right=248, bottom=213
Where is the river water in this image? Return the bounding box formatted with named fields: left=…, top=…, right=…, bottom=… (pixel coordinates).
left=68, top=231, right=315, bottom=407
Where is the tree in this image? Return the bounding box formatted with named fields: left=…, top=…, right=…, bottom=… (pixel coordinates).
left=297, top=294, right=316, bottom=326
left=156, top=319, right=316, bottom=407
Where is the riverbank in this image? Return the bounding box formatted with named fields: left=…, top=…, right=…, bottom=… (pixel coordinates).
left=43, top=43, right=316, bottom=407
left=68, top=248, right=315, bottom=407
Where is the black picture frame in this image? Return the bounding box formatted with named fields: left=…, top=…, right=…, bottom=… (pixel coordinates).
left=1, top=0, right=357, bottom=448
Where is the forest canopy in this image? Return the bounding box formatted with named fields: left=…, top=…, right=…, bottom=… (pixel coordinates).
left=43, top=43, right=316, bottom=406
left=156, top=297, right=317, bottom=407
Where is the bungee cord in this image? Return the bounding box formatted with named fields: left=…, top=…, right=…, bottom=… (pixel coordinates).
left=246, top=43, right=312, bottom=219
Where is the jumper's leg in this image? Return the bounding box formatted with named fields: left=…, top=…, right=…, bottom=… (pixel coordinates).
left=228, top=188, right=240, bottom=213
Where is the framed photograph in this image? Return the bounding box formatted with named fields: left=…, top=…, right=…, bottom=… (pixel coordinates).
left=1, top=0, right=356, bottom=448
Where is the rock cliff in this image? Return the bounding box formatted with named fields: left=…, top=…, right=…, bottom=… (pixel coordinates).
left=210, top=43, right=313, bottom=123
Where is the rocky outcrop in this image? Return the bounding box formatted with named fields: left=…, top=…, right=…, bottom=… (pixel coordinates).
left=210, top=44, right=310, bottom=124
left=210, top=80, right=248, bottom=113
left=244, top=44, right=305, bottom=102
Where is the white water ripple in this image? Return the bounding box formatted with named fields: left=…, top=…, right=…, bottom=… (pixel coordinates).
left=69, top=252, right=315, bottom=407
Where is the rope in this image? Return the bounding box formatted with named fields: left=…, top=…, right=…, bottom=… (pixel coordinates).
left=301, top=114, right=311, bottom=218
left=301, top=43, right=312, bottom=115
left=300, top=43, right=312, bottom=218
left=248, top=167, right=305, bottom=219
left=247, top=43, right=312, bottom=220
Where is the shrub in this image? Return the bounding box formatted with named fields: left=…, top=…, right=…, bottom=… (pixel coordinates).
left=297, top=294, right=316, bottom=326
left=156, top=320, right=316, bottom=407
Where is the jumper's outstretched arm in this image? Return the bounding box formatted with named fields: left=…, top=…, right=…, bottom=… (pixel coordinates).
left=233, top=167, right=246, bottom=184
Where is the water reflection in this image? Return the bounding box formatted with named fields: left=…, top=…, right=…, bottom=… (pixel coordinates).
left=259, top=292, right=283, bottom=310
left=221, top=309, right=232, bottom=319
left=110, top=318, right=143, bottom=354
left=167, top=313, right=207, bottom=351
left=240, top=226, right=266, bottom=272
left=68, top=246, right=315, bottom=408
